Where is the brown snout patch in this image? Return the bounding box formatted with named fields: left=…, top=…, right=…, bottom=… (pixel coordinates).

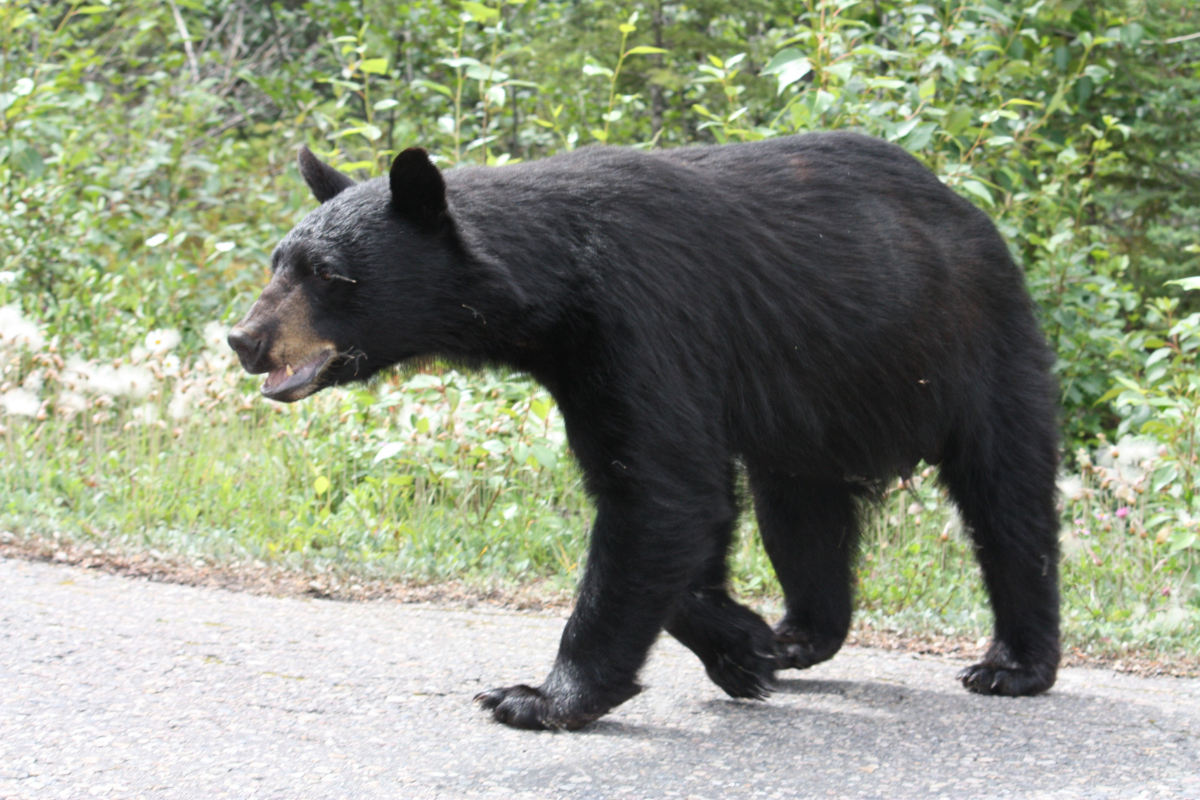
left=233, top=272, right=337, bottom=401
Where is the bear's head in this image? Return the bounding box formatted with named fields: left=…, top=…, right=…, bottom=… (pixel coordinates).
left=227, top=147, right=462, bottom=402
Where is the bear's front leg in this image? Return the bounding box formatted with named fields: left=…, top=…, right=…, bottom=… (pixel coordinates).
left=476, top=498, right=706, bottom=730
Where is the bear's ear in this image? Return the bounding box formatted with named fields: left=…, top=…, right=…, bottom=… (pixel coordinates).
left=297, top=146, right=355, bottom=203
left=389, top=147, right=447, bottom=229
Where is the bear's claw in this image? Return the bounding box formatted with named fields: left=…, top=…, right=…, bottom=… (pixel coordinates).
left=772, top=622, right=845, bottom=671
left=475, top=681, right=640, bottom=730
left=957, top=661, right=1056, bottom=696
left=705, top=649, right=776, bottom=701
left=475, top=684, right=560, bottom=730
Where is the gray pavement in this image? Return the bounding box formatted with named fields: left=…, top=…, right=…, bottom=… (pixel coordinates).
left=1, top=556, right=1198, bottom=799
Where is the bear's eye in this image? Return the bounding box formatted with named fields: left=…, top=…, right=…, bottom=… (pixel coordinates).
left=314, top=261, right=357, bottom=285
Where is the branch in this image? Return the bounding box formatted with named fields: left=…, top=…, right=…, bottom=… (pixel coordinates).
left=166, top=0, right=201, bottom=83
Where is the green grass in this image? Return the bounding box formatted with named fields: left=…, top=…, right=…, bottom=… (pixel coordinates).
left=2, top=340, right=1198, bottom=660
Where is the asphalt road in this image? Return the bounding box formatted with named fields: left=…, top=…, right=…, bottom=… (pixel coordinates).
left=1, top=556, right=1198, bottom=799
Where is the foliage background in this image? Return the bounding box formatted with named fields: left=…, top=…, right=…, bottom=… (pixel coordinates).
left=1, top=0, right=1199, bottom=657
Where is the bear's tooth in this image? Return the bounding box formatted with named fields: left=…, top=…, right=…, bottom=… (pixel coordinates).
left=286, top=364, right=294, bottom=377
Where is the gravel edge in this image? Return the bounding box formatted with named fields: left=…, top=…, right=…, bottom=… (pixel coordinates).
left=2, top=531, right=1195, bottom=679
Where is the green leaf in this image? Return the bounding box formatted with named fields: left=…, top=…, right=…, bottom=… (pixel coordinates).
left=374, top=442, right=405, bottom=463
left=373, top=98, right=399, bottom=111
left=1114, top=375, right=1144, bottom=391
left=901, top=122, right=938, bottom=152
left=761, top=49, right=812, bottom=95
left=1166, top=277, right=1200, bottom=291
left=624, top=46, right=668, bottom=56
left=465, top=63, right=509, bottom=82
left=618, top=23, right=636, bottom=34
left=359, top=58, right=388, bottom=75
left=960, top=180, right=993, bottom=207
left=1120, top=22, right=1145, bottom=47
left=530, top=445, right=557, bottom=470
left=8, top=140, right=44, bottom=179
left=810, top=89, right=836, bottom=117
left=1145, top=347, right=1173, bottom=368
left=313, top=475, right=330, bottom=495
left=825, top=61, right=853, bottom=83
left=412, top=79, right=453, bottom=98
left=943, top=107, right=973, bottom=136
left=332, top=123, right=383, bottom=142
left=438, top=56, right=482, bottom=69
left=762, top=48, right=803, bottom=74
left=889, top=117, right=921, bottom=141
left=1152, top=465, right=1178, bottom=493
left=1169, top=531, right=1198, bottom=554
left=461, top=1, right=499, bottom=22
left=530, top=398, right=552, bottom=420
left=486, top=84, right=507, bottom=107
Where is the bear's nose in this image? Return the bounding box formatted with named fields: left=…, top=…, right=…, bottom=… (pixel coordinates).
left=227, top=326, right=266, bottom=371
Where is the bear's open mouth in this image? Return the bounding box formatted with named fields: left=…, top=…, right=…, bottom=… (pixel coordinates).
left=260, top=349, right=336, bottom=400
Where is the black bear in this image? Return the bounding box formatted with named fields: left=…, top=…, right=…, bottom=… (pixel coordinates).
left=229, top=132, right=1060, bottom=731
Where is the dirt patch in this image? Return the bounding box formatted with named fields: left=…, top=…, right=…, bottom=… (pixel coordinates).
left=2, top=530, right=1196, bottom=679
left=0, top=531, right=572, bottom=612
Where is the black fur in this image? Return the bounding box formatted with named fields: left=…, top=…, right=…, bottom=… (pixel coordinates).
left=242, top=132, right=1061, bottom=730
left=297, top=145, right=355, bottom=203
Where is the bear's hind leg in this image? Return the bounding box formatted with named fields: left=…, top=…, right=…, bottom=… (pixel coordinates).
left=748, top=471, right=861, bottom=670
left=664, top=501, right=777, bottom=700
left=939, top=390, right=1061, bottom=697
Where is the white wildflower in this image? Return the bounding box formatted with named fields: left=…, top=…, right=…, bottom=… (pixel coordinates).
left=199, top=348, right=234, bottom=375
left=118, top=365, right=155, bottom=399
left=144, top=328, right=181, bottom=353
left=0, top=304, right=45, bottom=351
left=0, top=388, right=40, bottom=417
left=56, top=392, right=88, bottom=416
left=1098, top=436, right=1159, bottom=481
left=161, top=353, right=181, bottom=376
left=167, top=393, right=190, bottom=420
left=22, top=371, right=43, bottom=394
left=1056, top=475, right=1085, bottom=502
left=167, top=384, right=205, bottom=420
left=202, top=321, right=229, bottom=351
left=61, top=359, right=87, bottom=391
left=129, top=345, right=148, bottom=364
left=80, top=363, right=155, bottom=399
